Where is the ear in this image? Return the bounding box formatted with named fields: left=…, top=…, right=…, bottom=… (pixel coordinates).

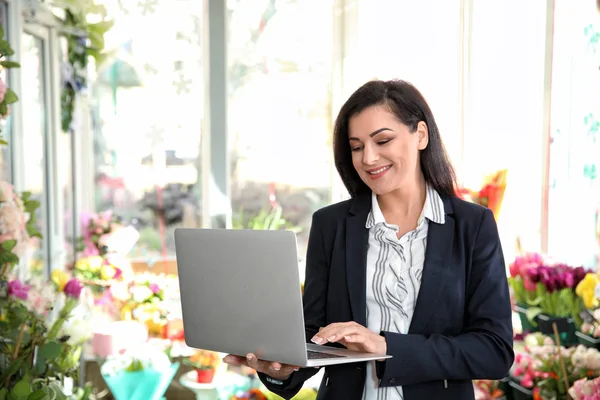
left=416, top=121, right=429, bottom=150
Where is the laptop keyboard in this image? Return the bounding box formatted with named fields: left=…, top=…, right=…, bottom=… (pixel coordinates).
left=307, top=350, right=347, bottom=359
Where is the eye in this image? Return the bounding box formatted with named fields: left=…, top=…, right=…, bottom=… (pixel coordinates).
left=350, top=146, right=362, bottom=152
left=377, top=139, right=391, bottom=146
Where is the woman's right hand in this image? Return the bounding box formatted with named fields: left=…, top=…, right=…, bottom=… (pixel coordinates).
left=222, top=353, right=300, bottom=381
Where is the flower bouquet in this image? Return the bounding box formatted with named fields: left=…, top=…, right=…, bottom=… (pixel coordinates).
left=118, top=273, right=172, bottom=336
left=524, top=261, right=589, bottom=343
left=509, top=253, right=547, bottom=332
left=100, top=345, right=179, bottom=400
left=457, top=169, right=508, bottom=220
left=183, top=349, right=220, bottom=383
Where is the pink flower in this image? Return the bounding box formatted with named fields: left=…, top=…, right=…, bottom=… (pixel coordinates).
left=63, top=278, right=83, bottom=299
left=8, top=279, right=30, bottom=300
left=149, top=283, right=160, bottom=294
left=0, top=77, right=7, bottom=104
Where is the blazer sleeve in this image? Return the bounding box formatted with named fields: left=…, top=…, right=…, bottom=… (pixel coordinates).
left=377, top=208, right=514, bottom=387
left=258, top=211, right=329, bottom=398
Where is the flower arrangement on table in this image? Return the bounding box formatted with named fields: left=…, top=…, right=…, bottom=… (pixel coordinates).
left=183, top=349, right=221, bottom=383
left=100, top=345, right=179, bottom=400
left=457, top=169, right=508, bottom=220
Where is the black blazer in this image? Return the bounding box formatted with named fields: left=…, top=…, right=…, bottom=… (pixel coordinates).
left=260, top=193, right=514, bottom=400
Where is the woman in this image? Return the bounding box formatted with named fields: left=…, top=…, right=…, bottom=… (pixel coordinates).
left=223, top=80, right=514, bottom=399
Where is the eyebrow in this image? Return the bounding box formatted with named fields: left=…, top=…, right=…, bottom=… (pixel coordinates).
left=348, top=127, right=393, bottom=141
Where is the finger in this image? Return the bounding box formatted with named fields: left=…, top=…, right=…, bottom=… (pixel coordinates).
left=343, top=334, right=366, bottom=343
left=312, top=322, right=354, bottom=344
left=314, top=325, right=362, bottom=344
left=223, top=354, right=247, bottom=366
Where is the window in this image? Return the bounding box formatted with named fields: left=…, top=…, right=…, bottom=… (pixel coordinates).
left=21, top=27, right=51, bottom=277
left=547, top=0, right=600, bottom=268
left=92, top=1, right=204, bottom=262
left=227, top=0, right=334, bottom=272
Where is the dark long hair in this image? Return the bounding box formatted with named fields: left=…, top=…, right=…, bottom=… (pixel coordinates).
left=333, top=79, right=457, bottom=198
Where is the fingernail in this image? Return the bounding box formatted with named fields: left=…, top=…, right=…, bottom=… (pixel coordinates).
left=327, top=335, right=336, bottom=342
left=223, top=356, right=232, bottom=363
left=312, top=337, right=323, bottom=344
left=271, top=365, right=280, bottom=371
left=344, top=336, right=351, bottom=340
left=294, top=368, right=299, bottom=371
left=246, top=354, right=253, bottom=361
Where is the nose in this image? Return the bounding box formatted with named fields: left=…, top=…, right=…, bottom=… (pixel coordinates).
left=362, top=144, right=379, bottom=165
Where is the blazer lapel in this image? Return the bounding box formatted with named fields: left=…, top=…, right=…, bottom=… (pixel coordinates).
left=345, top=194, right=370, bottom=327
left=409, top=200, right=455, bottom=334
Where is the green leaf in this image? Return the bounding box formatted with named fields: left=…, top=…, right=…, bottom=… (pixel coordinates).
left=526, top=306, right=543, bottom=326
left=3, top=88, right=18, bottom=105
left=0, top=61, right=20, bottom=68
left=1, top=239, right=16, bottom=251
left=0, top=356, right=25, bottom=385
left=27, top=390, right=45, bottom=400
left=0, top=40, right=10, bottom=51
left=11, top=377, right=31, bottom=400
left=0, top=388, right=7, bottom=400
left=0, top=25, right=4, bottom=41
left=0, top=102, right=7, bottom=116
left=38, top=341, right=61, bottom=359
left=0, top=139, right=8, bottom=145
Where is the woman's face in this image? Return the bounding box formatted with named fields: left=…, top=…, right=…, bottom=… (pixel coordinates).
left=348, top=105, right=428, bottom=196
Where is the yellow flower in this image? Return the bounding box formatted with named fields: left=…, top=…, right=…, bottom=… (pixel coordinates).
left=576, top=273, right=600, bottom=309
left=51, top=269, right=70, bottom=291
left=75, top=256, right=103, bottom=272
left=100, top=264, right=117, bottom=280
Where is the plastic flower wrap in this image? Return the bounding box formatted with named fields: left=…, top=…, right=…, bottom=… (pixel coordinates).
left=101, top=345, right=179, bottom=400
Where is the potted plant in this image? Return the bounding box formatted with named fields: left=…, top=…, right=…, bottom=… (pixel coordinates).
left=575, top=274, right=600, bottom=349
left=184, top=350, right=220, bottom=383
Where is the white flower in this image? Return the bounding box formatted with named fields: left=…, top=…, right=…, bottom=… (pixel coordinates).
left=131, top=285, right=153, bottom=303
left=60, top=317, right=93, bottom=346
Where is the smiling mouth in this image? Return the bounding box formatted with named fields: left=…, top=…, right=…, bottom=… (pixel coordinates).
left=367, top=165, right=391, bottom=175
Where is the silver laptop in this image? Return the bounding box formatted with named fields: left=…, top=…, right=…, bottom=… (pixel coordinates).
left=174, top=228, right=391, bottom=367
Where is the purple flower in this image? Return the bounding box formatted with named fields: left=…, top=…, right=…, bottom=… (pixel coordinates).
left=8, top=280, right=29, bottom=300
left=149, top=283, right=160, bottom=294
left=63, top=278, right=83, bottom=299
left=527, top=268, right=541, bottom=283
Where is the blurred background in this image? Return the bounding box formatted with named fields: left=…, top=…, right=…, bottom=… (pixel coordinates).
left=1, top=0, right=599, bottom=399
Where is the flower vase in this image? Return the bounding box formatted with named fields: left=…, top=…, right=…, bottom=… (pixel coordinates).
left=507, top=380, right=532, bottom=400
left=575, top=330, right=600, bottom=349
left=536, top=314, right=577, bottom=345
left=514, top=303, right=538, bottom=333
left=195, top=368, right=215, bottom=384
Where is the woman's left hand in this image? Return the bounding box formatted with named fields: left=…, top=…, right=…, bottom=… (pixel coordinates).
left=311, top=321, right=387, bottom=355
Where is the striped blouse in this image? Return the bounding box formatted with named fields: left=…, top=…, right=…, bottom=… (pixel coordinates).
left=362, top=185, right=445, bottom=400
